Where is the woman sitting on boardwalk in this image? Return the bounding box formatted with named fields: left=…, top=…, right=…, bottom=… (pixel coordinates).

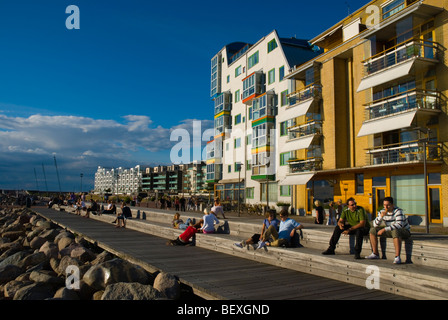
left=167, top=208, right=219, bottom=246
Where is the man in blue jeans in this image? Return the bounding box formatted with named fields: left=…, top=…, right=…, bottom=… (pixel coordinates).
left=322, top=197, right=370, bottom=259
left=257, top=210, right=303, bottom=248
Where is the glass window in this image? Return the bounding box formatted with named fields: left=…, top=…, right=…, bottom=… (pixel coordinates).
left=279, top=66, right=285, bottom=81
left=246, top=187, right=255, bottom=199
left=234, top=114, right=241, bottom=125
left=248, top=51, right=259, bottom=69
left=428, top=173, right=441, bottom=185
left=235, top=65, right=242, bottom=77
left=281, top=90, right=288, bottom=106
left=234, top=137, right=241, bottom=148
left=356, top=174, right=364, bottom=194
left=280, top=185, right=290, bottom=196
left=280, top=152, right=290, bottom=166
left=235, top=90, right=240, bottom=103
left=391, top=174, right=425, bottom=216
left=382, top=0, right=405, bottom=19
left=268, top=68, right=275, bottom=85
left=372, top=176, right=387, bottom=187
left=267, top=39, right=278, bottom=53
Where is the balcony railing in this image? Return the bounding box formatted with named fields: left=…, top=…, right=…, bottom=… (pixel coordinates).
left=363, top=39, right=440, bottom=76
left=287, top=84, right=322, bottom=107
left=288, top=157, right=323, bottom=173
left=365, top=89, right=440, bottom=120
left=366, top=141, right=442, bottom=165
left=287, top=120, right=322, bottom=140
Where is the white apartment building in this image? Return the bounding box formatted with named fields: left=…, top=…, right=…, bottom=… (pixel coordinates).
left=94, top=165, right=142, bottom=195
left=208, top=30, right=320, bottom=207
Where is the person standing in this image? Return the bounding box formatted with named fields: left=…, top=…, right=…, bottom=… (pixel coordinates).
left=314, top=200, right=324, bottom=224
left=322, top=197, right=370, bottom=259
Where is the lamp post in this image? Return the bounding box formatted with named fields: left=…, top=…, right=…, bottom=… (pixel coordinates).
left=417, top=127, right=431, bottom=234
left=80, top=173, right=83, bottom=193
left=237, top=162, right=243, bottom=217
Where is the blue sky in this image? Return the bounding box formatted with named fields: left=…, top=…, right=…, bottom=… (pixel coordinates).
left=0, top=0, right=369, bottom=192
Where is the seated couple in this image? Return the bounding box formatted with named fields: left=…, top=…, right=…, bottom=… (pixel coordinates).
left=167, top=208, right=220, bottom=246
left=234, top=210, right=303, bottom=249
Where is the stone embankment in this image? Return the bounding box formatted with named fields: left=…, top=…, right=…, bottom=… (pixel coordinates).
left=0, top=207, right=189, bottom=300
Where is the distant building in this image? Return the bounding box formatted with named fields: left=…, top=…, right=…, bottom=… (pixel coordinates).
left=94, top=165, right=142, bottom=195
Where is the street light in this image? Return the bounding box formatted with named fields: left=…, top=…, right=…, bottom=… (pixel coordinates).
left=237, top=162, right=243, bottom=217
left=418, top=127, right=431, bottom=234
left=80, top=173, right=83, bottom=193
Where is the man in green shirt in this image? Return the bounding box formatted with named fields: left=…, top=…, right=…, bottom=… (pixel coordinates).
left=322, top=197, right=370, bottom=259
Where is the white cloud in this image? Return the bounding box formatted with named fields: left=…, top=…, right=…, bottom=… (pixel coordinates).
left=0, top=113, right=213, bottom=191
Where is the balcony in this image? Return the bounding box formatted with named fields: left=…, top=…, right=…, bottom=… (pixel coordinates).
left=357, top=39, right=441, bottom=92
left=278, top=85, right=321, bottom=123
left=366, top=140, right=442, bottom=166
left=365, top=89, right=440, bottom=120
left=288, top=84, right=322, bottom=107
left=242, top=72, right=265, bottom=104
left=288, top=157, right=323, bottom=174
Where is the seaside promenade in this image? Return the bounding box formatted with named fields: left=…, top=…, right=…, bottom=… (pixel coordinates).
left=32, top=204, right=448, bottom=300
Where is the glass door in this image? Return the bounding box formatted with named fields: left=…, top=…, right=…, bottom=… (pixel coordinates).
left=373, top=187, right=386, bottom=219
left=429, top=186, right=442, bottom=223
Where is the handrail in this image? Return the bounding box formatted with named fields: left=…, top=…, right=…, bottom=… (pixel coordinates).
left=362, top=38, right=439, bottom=64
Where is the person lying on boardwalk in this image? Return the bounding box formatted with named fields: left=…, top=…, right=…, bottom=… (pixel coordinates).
left=365, top=196, right=411, bottom=264
left=234, top=211, right=280, bottom=248
left=172, top=212, right=194, bottom=230
left=257, top=210, right=303, bottom=249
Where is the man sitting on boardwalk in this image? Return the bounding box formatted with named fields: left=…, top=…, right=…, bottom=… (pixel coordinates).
left=257, top=209, right=303, bottom=249
left=365, top=196, right=411, bottom=264
left=322, top=197, right=370, bottom=259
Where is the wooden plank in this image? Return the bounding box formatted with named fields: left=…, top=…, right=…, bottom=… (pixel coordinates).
left=33, top=207, right=412, bottom=300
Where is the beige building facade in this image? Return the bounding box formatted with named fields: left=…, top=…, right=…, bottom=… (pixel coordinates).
left=284, top=0, right=447, bottom=226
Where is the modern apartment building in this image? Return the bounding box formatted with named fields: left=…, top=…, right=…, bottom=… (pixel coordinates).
left=281, top=0, right=447, bottom=226
left=94, top=165, right=142, bottom=195
left=207, top=30, right=321, bottom=207
left=141, top=161, right=208, bottom=195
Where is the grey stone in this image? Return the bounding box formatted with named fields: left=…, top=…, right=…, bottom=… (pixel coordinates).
left=101, top=282, right=164, bottom=300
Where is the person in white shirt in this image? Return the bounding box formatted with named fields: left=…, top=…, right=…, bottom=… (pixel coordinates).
left=211, top=198, right=226, bottom=219
left=200, top=208, right=220, bottom=234
left=366, top=196, right=411, bottom=264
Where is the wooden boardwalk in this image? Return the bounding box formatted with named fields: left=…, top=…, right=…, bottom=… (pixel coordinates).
left=33, top=207, right=408, bottom=300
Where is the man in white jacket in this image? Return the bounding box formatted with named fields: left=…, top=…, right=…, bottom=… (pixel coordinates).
left=365, top=196, right=411, bottom=264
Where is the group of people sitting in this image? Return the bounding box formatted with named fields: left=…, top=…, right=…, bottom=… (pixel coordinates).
left=169, top=196, right=411, bottom=265
left=167, top=198, right=224, bottom=245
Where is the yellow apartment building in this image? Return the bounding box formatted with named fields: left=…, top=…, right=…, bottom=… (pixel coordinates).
left=283, top=0, right=447, bottom=226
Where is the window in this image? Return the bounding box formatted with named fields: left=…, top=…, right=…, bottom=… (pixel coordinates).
left=356, top=174, right=364, bottom=194
left=246, top=187, right=255, bottom=199
left=235, top=89, right=240, bottom=103
left=235, top=65, right=242, bottom=77
left=280, top=152, right=290, bottom=166
left=382, top=0, right=405, bottom=20
left=234, top=114, right=241, bottom=125
left=248, top=51, right=259, bottom=69
left=246, top=160, right=251, bottom=171
left=268, top=68, right=275, bottom=85
left=227, top=75, right=230, bottom=83
left=248, top=107, right=252, bottom=120
left=280, top=121, right=288, bottom=136
left=281, top=90, right=288, bottom=106
left=234, top=137, right=241, bottom=148
left=228, top=165, right=232, bottom=173
left=279, top=66, right=285, bottom=81
left=267, top=39, right=278, bottom=53
left=280, top=185, right=290, bottom=196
